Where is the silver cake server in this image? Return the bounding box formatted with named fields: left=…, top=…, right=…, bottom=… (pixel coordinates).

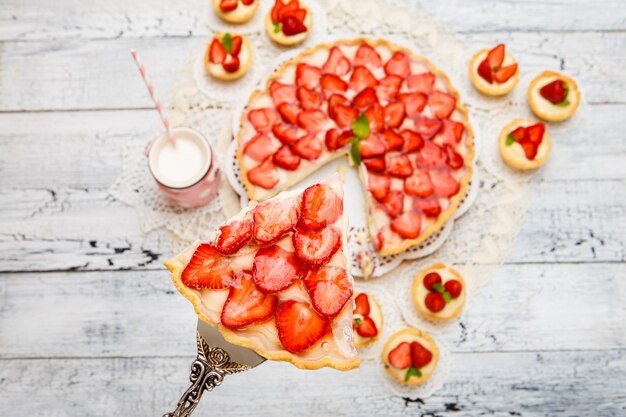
left=163, top=319, right=266, bottom=417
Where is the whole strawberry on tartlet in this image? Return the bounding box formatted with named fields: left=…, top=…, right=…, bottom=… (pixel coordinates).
left=382, top=328, right=439, bottom=385
left=205, top=33, right=253, bottom=81
left=413, top=263, right=466, bottom=321
left=528, top=71, right=580, bottom=122
left=499, top=119, right=552, bottom=171
left=212, top=0, right=259, bottom=24
left=266, top=0, right=312, bottom=46
left=353, top=292, right=383, bottom=348
left=469, top=43, right=519, bottom=96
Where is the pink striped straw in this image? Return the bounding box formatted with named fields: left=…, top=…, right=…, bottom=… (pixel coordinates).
left=130, top=49, right=177, bottom=146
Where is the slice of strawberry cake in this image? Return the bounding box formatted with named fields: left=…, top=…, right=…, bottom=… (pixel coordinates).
left=237, top=38, right=474, bottom=256
left=165, top=174, right=359, bottom=370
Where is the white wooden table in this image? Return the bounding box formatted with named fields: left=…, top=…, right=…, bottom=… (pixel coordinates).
left=1, top=0, right=625, bottom=415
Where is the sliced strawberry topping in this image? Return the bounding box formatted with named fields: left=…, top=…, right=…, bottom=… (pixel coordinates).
left=297, top=109, right=327, bottom=132
left=297, top=87, right=323, bottom=110
left=376, top=75, right=403, bottom=101
left=353, top=87, right=379, bottom=110
left=430, top=170, right=460, bottom=197
left=247, top=157, right=279, bottom=189
left=364, top=103, right=384, bottom=133
left=243, top=133, right=276, bottom=161
left=444, top=144, right=464, bottom=170
left=295, top=63, right=322, bottom=89
left=293, top=226, right=341, bottom=267
left=382, top=130, right=404, bottom=151
left=428, top=91, right=456, bottom=119
left=412, top=197, right=442, bottom=217
left=477, top=58, right=493, bottom=83
left=324, top=128, right=352, bottom=151
left=425, top=292, right=445, bottom=312
left=410, top=341, right=433, bottom=369
left=331, top=105, right=359, bottom=129
left=368, top=173, right=391, bottom=201
left=276, top=300, right=330, bottom=353
left=216, top=218, right=253, bottom=255
left=519, top=140, right=538, bottom=160
left=387, top=153, right=413, bottom=178
left=391, top=211, right=421, bottom=239
left=353, top=44, right=383, bottom=68
left=328, top=94, right=350, bottom=119
left=322, top=46, right=351, bottom=76
left=384, top=51, right=411, bottom=78
left=230, top=35, right=243, bottom=57
left=417, top=141, right=447, bottom=169
left=282, top=7, right=306, bottom=23
left=374, top=231, right=385, bottom=252
left=182, top=244, right=233, bottom=289
left=320, top=74, right=348, bottom=99
left=252, top=198, right=298, bottom=243
left=299, top=183, right=343, bottom=231
left=253, top=245, right=302, bottom=293
left=275, top=0, right=299, bottom=21
left=277, top=102, right=301, bottom=125
left=388, top=341, right=411, bottom=369
left=440, top=119, right=464, bottom=145
left=272, top=144, right=301, bottom=170
left=494, top=64, right=518, bottom=83
left=407, top=72, right=435, bottom=94
left=384, top=101, right=405, bottom=129
left=356, top=316, right=378, bottom=337
left=282, top=15, right=307, bottom=36
left=270, top=0, right=285, bottom=22
left=400, top=129, right=424, bottom=153
left=445, top=279, right=463, bottom=298
left=221, top=271, right=278, bottom=329
left=242, top=0, right=254, bottom=4
left=354, top=293, right=371, bottom=315
left=526, top=123, right=545, bottom=145
left=220, top=0, right=238, bottom=11
left=248, top=108, right=278, bottom=133
left=349, top=66, right=378, bottom=91
left=423, top=272, right=442, bottom=290
left=304, top=265, right=352, bottom=317
left=272, top=123, right=305, bottom=145
left=540, top=80, right=567, bottom=104
left=292, top=133, right=323, bottom=160
left=487, top=43, right=505, bottom=69
left=270, top=81, right=297, bottom=106
left=414, top=117, right=442, bottom=141
left=509, top=126, right=527, bottom=142
left=360, top=134, right=386, bottom=158
left=222, top=55, right=240, bottom=73
left=209, top=39, right=227, bottom=64
left=400, top=92, right=428, bottom=118
left=380, top=190, right=403, bottom=218
left=404, top=169, right=434, bottom=198
left=363, top=157, right=386, bottom=173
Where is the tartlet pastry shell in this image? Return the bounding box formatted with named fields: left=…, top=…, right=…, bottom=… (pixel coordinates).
left=354, top=295, right=383, bottom=348
left=204, top=33, right=253, bottom=81
left=528, top=70, right=580, bottom=122
left=381, top=328, right=440, bottom=385
left=498, top=118, right=552, bottom=171
left=412, top=263, right=466, bottom=321
left=469, top=49, right=519, bottom=96
left=265, top=6, right=312, bottom=46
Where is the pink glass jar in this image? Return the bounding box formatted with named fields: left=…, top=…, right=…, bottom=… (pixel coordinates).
left=147, top=127, right=220, bottom=208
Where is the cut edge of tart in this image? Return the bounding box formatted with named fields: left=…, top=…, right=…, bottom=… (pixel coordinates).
left=498, top=118, right=552, bottom=171
left=165, top=172, right=360, bottom=371
left=528, top=70, right=580, bottom=122
left=212, top=0, right=259, bottom=24
left=412, top=263, right=466, bottom=321
left=205, top=33, right=253, bottom=81
left=469, top=44, right=519, bottom=96
left=353, top=292, right=383, bottom=348
left=382, top=328, right=440, bottom=385
left=265, top=1, right=312, bottom=46
left=236, top=38, right=475, bottom=256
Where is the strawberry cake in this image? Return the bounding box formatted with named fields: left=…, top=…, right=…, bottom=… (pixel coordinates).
left=237, top=38, right=474, bottom=256
left=165, top=174, right=359, bottom=370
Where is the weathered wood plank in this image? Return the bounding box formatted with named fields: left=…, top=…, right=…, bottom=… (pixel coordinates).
left=1, top=0, right=625, bottom=41
left=1, top=264, right=624, bottom=359
left=0, top=32, right=624, bottom=111
left=0, top=349, right=624, bottom=416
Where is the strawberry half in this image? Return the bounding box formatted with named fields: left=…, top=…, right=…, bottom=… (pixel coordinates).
left=445, top=279, right=463, bottom=298
left=430, top=170, right=460, bottom=197
left=222, top=54, right=240, bottom=73
left=293, top=226, right=341, bottom=267
left=360, top=134, right=386, bottom=158
left=494, top=64, right=518, bottom=83
left=292, top=133, right=323, bottom=160
left=353, top=87, right=379, bottom=110
left=253, top=244, right=302, bottom=293
left=400, top=92, right=427, bottom=118
left=388, top=341, right=411, bottom=369
left=407, top=72, right=435, bottom=94
left=324, top=128, right=352, bottom=151
left=295, top=63, right=322, bottom=89
left=416, top=141, right=447, bottom=169
left=400, top=129, right=424, bottom=153
left=404, top=169, right=434, bottom=198
left=248, top=108, right=278, bottom=133
left=387, top=153, right=413, bottom=178
left=364, top=103, right=384, bottom=133
left=353, top=44, right=383, bottom=68
left=349, top=66, right=378, bottom=91
left=272, top=145, right=301, bottom=170
left=243, top=133, right=276, bottom=161
left=182, top=244, right=234, bottom=289
left=230, top=36, right=243, bottom=57
left=270, top=81, right=297, bottom=106
left=423, top=272, right=442, bottom=291
left=272, top=123, right=305, bottom=145
left=368, top=173, right=391, bottom=201
left=414, top=117, right=442, bottom=141
left=221, top=271, right=278, bottom=329
left=220, top=0, right=238, bottom=11
left=247, top=157, right=279, bottom=189
left=486, top=44, right=505, bottom=69
left=384, top=51, right=411, bottom=78
left=384, top=101, right=405, bottom=129
left=376, top=75, right=403, bottom=101
left=354, top=293, right=371, bottom=315
left=209, top=39, right=227, bottom=64
left=277, top=102, right=301, bottom=125
left=382, top=129, right=404, bottom=152
left=412, top=197, right=441, bottom=217
left=252, top=198, right=298, bottom=243
left=428, top=91, right=456, bottom=119
left=410, top=341, right=432, bottom=369
left=519, top=139, right=539, bottom=160
left=477, top=58, right=493, bottom=83
left=276, top=300, right=330, bottom=353
left=216, top=218, right=253, bottom=255
left=322, top=46, right=351, bottom=76
left=356, top=316, right=378, bottom=337
left=297, top=87, right=323, bottom=110
left=540, top=80, right=567, bottom=104
left=304, top=265, right=352, bottom=317
left=391, top=211, right=422, bottom=239
left=425, top=292, right=445, bottom=312
left=332, top=105, right=359, bottom=129
left=526, top=123, right=545, bottom=144
left=320, top=74, right=348, bottom=99
left=444, top=144, right=464, bottom=170
left=282, top=15, right=307, bottom=36
left=328, top=94, right=350, bottom=119
left=297, top=109, right=327, bottom=132
left=299, top=183, right=343, bottom=231
left=380, top=190, right=403, bottom=218
left=440, top=119, right=464, bottom=145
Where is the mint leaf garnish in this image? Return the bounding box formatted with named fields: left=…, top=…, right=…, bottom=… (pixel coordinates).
left=556, top=82, right=570, bottom=106
left=352, top=114, right=370, bottom=139
left=506, top=133, right=515, bottom=146
left=492, top=66, right=499, bottom=72
left=353, top=317, right=362, bottom=327
left=350, top=136, right=361, bottom=166
left=221, top=33, right=233, bottom=54
left=273, top=23, right=281, bottom=33
left=443, top=291, right=452, bottom=304
left=404, top=366, right=422, bottom=382
left=556, top=99, right=571, bottom=107
left=432, top=282, right=445, bottom=294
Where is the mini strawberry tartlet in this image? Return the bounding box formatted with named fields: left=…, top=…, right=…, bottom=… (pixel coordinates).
left=528, top=71, right=580, bottom=122
left=353, top=292, right=383, bottom=348
left=412, top=263, right=466, bottom=321
left=212, top=0, right=259, bottom=24
left=499, top=119, right=552, bottom=171
left=266, top=0, right=312, bottom=46
left=469, top=44, right=519, bottom=96
left=205, top=33, right=253, bottom=81
left=382, top=328, right=439, bottom=385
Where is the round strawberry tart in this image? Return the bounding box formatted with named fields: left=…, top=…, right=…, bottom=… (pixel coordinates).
left=237, top=38, right=474, bottom=256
